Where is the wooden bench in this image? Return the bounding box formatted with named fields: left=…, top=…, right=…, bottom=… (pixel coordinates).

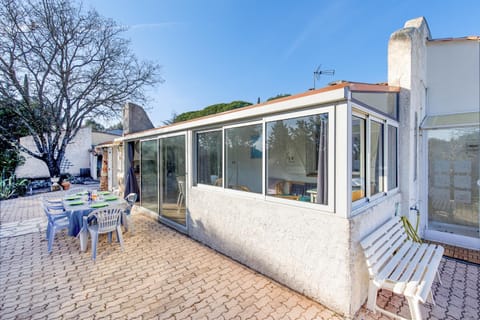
left=360, top=217, right=444, bottom=320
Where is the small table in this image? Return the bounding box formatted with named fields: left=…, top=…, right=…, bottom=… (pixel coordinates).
left=63, top=195, right=126, bottom=251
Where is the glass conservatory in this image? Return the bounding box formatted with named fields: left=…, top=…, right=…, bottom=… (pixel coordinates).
left=120, top=82, right=401, bottom=317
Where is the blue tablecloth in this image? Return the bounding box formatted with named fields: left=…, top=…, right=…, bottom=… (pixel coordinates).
left=63, top=199, right=125, bottom=237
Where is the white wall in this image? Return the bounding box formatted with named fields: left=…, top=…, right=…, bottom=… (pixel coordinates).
left=16, top=127, right=121, bottom=179
left=427, top=40, right=480, bottom=115
left=388, top=17, right=430, bottom=226
left=188, top=187, right=352, bottom=316
left=16, top=127, right=92, bottom=178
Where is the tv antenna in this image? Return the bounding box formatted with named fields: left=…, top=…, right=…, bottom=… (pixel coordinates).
left=313, top=65, right=335, bottom=89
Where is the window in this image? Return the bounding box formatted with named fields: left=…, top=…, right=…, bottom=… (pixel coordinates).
left=352, top=116, right=366, bottom=201
left=351, top=92, right=398, bottom=120
left=352, top=111, right=398, bottom=204
left=197, top=130, right=222, bottom=186
left=266, top=113, right=328, bottom=204
left=370, top=120, right=384, bottom=196
left=225, top=124, right=263, bottom=193
left=387, top=125, right=398, bottom=190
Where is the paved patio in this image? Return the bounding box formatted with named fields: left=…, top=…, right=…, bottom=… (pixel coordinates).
left=0, top=192, right=478, bottom=319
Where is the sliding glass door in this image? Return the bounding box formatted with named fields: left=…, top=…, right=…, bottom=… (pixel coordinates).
left=140, top=140, right=158, bottom=212
left=160, top=135, right=186, bottom=227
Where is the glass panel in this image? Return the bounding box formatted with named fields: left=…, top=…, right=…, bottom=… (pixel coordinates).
left=387, top=125, right=398, bottom=190
left=422, top=112, right=479, bottom=129
left=370, top=121, right=384, bottom=195
left=225, top=124, right=263, bottom=193
left=351, top=92, right=398, bottom=119
left=197, top=131, right=222, bottom=186
left=160, top=135, right=186, bottom=226
left=266, top=113, right=328, bottom=204
left=141, top=140, right=158, bottom=212
left=352, top=116, right=366, bottom=201
left=428, top=127, right=479, bottom=238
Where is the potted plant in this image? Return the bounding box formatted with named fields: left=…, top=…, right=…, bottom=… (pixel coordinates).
left=60, top=173, right=71, bottom=191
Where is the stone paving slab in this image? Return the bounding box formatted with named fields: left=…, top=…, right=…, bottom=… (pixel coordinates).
left=0, top=217, right=47, bottom=238
left=0, top=195, right=479, bottom=320
left=0, top=214, right=344, bottom=320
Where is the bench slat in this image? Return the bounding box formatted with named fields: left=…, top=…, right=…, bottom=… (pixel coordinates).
left=388, top=242, right=422, bottom=281
left=405, top=245, right=444, bottom=301
left=360, top=218, right=400, bottom=250
left=363, top=221, right=406, bottom=260
left=361, top=216, right=444, bottom=320
left=375, top=240, right=414, bottom=285
left=416, top=246, right=444, bottom=302
left=397, top=244, right=430, bottom=283
left=370, top=231, right=408, bottom=276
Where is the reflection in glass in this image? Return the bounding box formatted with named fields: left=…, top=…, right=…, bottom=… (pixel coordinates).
left=428, top=127, right=479, bottom=238
left=352, top=117, right=366, bottom=201
left=370, top=121, right=384, bottom=196
left=225, top=124, right=262, bottom=193
left=197, top=131, right=222, bottom=186
left=266, top=114, right=328, bottom=204
left=140, top=140, right=158, bottom=212
left=160, top=135, right=186, bottom=226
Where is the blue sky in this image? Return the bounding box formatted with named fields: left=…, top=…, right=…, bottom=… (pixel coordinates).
left=82, top=0, right=480, bottom=126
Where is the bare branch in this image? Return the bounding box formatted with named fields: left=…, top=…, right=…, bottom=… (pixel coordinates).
left=0, top=0, right=162, bottom=176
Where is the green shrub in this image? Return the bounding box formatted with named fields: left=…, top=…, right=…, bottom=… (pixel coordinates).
left=0, top=170, right=29, bottom=200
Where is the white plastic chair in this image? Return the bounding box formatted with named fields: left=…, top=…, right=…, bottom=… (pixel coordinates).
left=124, top=193, right=137, bottom=234
left=112, top=187, right=121, bottom=196
left=176, top=177, right=185, bottom=208
left=84, top=207, right=124, bottom=261
left=42, top=200, right=69, bottom=253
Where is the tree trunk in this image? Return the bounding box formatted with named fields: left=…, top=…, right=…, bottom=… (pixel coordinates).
left=45, top=157, right=61, bottom=178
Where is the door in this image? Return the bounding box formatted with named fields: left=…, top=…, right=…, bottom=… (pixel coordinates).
left=427, top=126, right=479, bottom=241
left=140, top=139, right=159, bottom=212
left=159, top=134, right=186, bottom=227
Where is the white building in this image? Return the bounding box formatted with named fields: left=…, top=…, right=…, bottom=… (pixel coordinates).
left=107, top=17, right=478, bottom=318
left=16, top=126, right=120, bottom=180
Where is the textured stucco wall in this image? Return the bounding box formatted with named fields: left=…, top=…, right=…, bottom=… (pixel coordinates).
left=388, top=17, right=430, bottom=226
left=188, top=187, right=352, bottom=316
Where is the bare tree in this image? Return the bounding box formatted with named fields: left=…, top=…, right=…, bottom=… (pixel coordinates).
left=0, top=0, right=162, bottom=177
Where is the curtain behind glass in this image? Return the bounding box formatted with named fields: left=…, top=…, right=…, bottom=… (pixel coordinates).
left=125, top=141, right=140, bottom=199
left=370, top=121, right=384, bottom=195
left=316, top=115, right=328, bottom=204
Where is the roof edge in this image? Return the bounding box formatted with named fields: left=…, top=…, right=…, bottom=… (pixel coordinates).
left=429, top=36, right=480, bottom=43
left=122, top=81, right=397, bottom=140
